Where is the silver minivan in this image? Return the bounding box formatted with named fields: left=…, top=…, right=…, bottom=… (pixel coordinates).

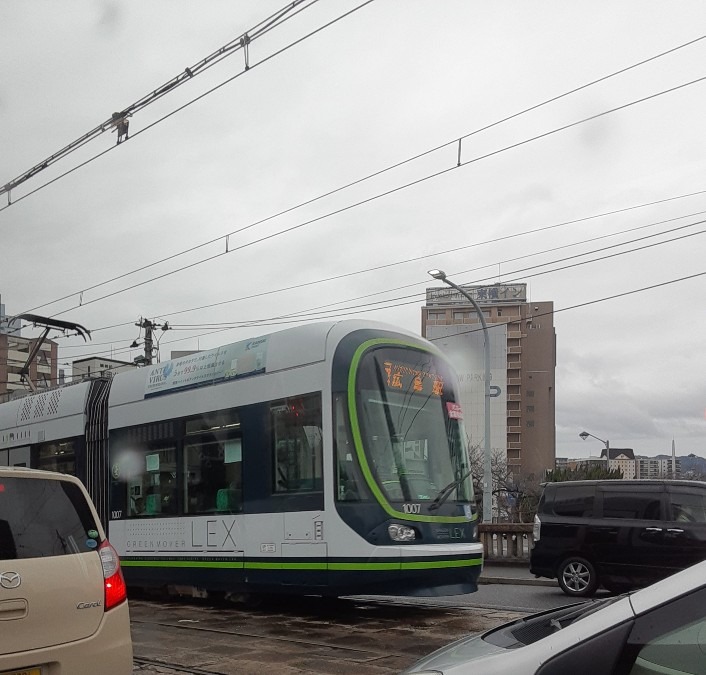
left=0, top=467, right=133, bottom=674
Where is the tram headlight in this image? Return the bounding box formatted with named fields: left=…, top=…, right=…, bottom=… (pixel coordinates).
left=388, top=523, right=416, bottom=542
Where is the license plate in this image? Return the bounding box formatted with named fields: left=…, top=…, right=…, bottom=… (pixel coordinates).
left=0, top=669, right=41, bottom=675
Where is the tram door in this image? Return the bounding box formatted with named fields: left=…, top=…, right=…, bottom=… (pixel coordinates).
left=0, top=446, right=31, bottom=467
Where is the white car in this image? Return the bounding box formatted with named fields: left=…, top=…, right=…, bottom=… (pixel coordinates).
left=402, top=559, right=706, bottom=675
left=0, top=467, right=133, bottom=674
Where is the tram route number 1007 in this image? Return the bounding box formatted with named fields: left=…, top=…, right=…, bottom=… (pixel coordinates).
left=403, top=503, right=421, bottom=514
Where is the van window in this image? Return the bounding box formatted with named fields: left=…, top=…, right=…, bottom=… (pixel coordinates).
left=552, top=486, right=595, bottom=517
left=0, top=477, right=100, bottom=560
left=601, top=491, right=661, bottom=520
left=669, top=491, right=706, bottom=523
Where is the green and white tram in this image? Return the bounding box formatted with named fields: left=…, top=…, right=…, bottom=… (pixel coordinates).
left=0, top=320, right=482, bottom=597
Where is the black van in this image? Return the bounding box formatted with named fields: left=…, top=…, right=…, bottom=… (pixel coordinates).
left=530, top=479, right=706, bottom=596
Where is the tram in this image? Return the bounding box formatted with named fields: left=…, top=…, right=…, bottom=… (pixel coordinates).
left=0, top=320, right=482, bottom=597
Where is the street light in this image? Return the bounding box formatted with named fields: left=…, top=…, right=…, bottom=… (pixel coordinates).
left=579, top=430, right=610, bottom=456
left=428, top=269, right=493, bottom=523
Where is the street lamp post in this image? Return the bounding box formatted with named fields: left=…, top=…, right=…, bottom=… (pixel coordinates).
left=579, top=430, right=610, bottom=460
left=428, top=269, right=493, bottom=523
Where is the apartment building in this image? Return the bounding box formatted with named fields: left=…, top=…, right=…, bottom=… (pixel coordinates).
left=0, top=333, right=58, bottom=399
left=0, top=298, right=58, bottom=400
left=422, top=282, right=556, bottom=480
left=636, top=457, right=681, bottom=480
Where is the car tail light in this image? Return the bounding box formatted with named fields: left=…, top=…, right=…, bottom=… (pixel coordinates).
left=98, top=540, right=127, bottom=610
left=533, top=514, right=541, bottom=543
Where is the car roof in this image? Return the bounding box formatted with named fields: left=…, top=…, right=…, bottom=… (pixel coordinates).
left=0, top=465, right=84, bottom=485
left=542, top=479, right=706, bottom=488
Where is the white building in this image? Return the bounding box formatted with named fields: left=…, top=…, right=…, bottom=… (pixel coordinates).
left=600, top=448, right=636, bottom=479
left=71, top=357, right=136, bottom=381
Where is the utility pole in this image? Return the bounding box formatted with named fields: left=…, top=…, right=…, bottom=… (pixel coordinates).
left=132, top=318, right=169, bottom=365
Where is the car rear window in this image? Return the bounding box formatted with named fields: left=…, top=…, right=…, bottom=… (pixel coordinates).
left=0, top=477, right=101, bottom=560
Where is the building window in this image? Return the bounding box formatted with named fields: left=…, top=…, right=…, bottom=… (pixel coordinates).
left=526, top=405, right=535, bottom=413
left=526, top=390, right=535, bottom=398
left=526, top=420, right=535, bottom=428
left=428, top=311, right=446, bottom=321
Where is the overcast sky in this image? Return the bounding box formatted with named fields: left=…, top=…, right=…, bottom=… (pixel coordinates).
left=2, top=1, right=706, bottom=460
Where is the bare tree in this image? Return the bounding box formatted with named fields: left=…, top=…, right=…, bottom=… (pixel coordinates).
left=468, top=442, right=542, bottom=522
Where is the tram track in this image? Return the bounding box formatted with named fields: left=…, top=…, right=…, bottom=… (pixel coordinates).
left=131, top=613, right=399, bottom=657
left=133, top=656, right=225, bottom=674
left=129, top=595, right=524, bottom=674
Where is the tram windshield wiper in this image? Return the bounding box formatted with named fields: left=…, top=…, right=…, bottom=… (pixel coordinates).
left=428, top=468, right=472, bottom=512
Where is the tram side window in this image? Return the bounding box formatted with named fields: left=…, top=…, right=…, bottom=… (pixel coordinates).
left=184, top=410, right=242, bottom=514
left=334, top=395, right=362, bottom=501
left=127, top=445, right=178, bottom=517
left=271, top=393, right=323, bottom=494
left=37, top=440, right=77, bottom=475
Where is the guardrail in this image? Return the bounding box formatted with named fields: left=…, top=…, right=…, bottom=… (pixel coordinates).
left=479, top=523, right=533, bottom=562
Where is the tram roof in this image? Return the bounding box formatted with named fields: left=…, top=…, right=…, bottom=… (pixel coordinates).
left=108, top=319, right=426, bottom=407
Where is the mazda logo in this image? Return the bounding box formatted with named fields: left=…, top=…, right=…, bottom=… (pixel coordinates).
left=0, top=572, right=21, bottom=589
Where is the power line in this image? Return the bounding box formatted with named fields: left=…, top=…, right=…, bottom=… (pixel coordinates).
left=426, top=270, right=706, bottom=343
left=30, top=71, right=706, bottom=322
left=155, top=205, right=706, bottom=327
left=166, top=216, right=706, bottom=327
left=1, top=0, right=374, bottom=215
left=0, top=0, right=322, bottom=203
left=50, top=200, right=706, bottom=344
left=56, top=215, right=706, bottom=360
left=14, top=34, right=706, bottom=315
left=106, top=269, right=706, bottom=357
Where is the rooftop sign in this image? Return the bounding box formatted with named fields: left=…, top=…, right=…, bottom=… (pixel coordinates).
left=425, top=283, right=527, bottom=306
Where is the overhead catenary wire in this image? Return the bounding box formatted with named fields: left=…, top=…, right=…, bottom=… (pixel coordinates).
left=12, top=33, right=706, bottom=314
left=56, top=217, right=706, bottom=360
left=154, top=207, right=706, bottom=327
left=59, top=269, right=706, bottom=366
left=0, top=0, right=322, bottom=203
left=24, top=71, right=706, bottom=323
left=53, top=198, right=706, bottom=358
left=51, top=199, right=706, bottom=344
left=163, top=217, right=706, bottom=328
left=0, top=0, right=374, bottom=214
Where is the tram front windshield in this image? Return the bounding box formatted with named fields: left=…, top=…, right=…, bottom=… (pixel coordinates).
left=355, top=347, right=473, bottom=507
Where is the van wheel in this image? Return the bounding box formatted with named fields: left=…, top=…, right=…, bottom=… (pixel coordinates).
left=557, top=557, right=598, bottom=597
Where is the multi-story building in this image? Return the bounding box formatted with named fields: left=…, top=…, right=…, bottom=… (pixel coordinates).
left=0, top=333, right=58, bottom=400
left=557, top=453, right=682, bottom=480
left=600, top=448, right=636, bottom=479
left=422, top=282, right=556, bottom=480
left=0, top=298, right=58, bottom=400
left=636, top=457, right=681, bottom=480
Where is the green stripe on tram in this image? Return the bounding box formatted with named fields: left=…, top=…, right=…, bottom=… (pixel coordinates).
left=121, top=557, right=482, bottom=571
